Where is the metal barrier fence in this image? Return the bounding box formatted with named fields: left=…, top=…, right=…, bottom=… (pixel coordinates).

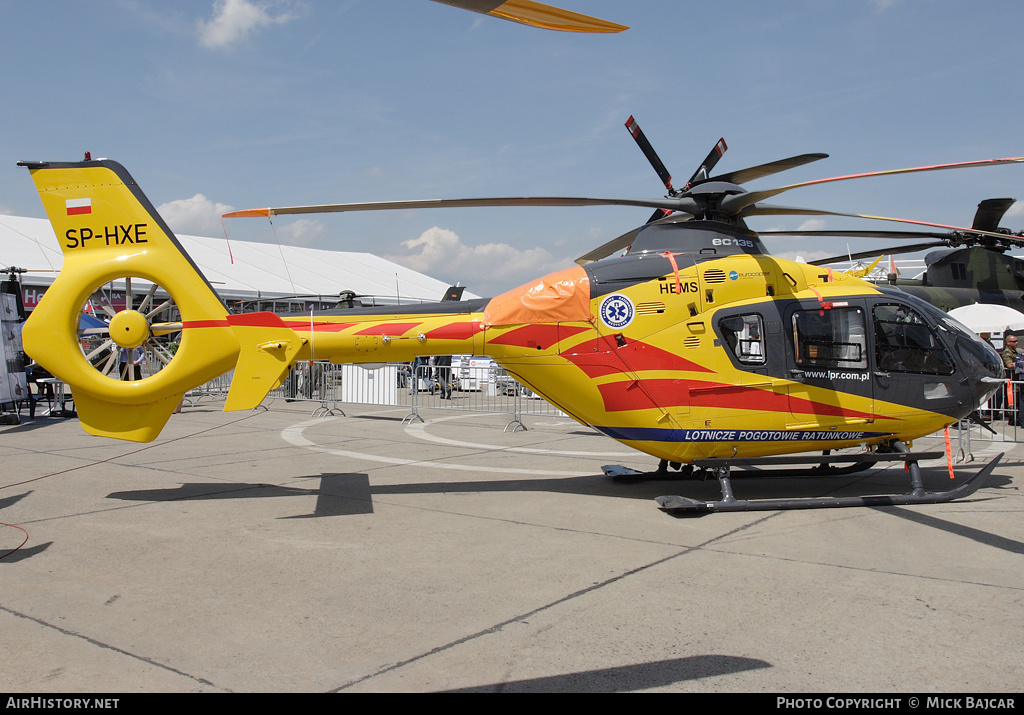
left=185, top=371, right=233, bottom=406
left=267, top=361, right=344, bottom=417
left=953, top=379, right=1024, bottom=459
left=401, top=364, right=564, bottom=431
left=188, top=360, right=567, bottom=429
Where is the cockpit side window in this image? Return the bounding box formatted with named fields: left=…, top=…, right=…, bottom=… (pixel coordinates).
left=873, top=304, right=955, bottom=375
left=792, top=307, right=867, bottom=369
left=720, top=313, right=766, bottom=365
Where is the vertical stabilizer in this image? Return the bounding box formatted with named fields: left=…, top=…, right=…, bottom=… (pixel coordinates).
left=20, top=159, right=239, bottom=442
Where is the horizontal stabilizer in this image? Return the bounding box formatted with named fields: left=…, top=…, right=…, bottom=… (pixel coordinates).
left=225, top=313, right=305, bottom=411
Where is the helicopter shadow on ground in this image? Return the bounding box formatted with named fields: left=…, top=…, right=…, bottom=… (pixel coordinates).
left=0, top=491, right=52, bottom=563
left=0, top=416, right=79, bottom=437
left=877, top=504, right=1024, bottom=555
left=440, top=654, right=772, bottom=693
left=105, top=472, right=672, bottom=519
left=98, top=459, right=1001, bottom=520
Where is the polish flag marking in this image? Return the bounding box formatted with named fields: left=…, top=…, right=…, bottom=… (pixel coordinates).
left=66, top=198, right=92, bottom=216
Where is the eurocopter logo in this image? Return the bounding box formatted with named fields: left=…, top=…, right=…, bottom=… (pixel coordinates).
left=729, top=270, right=739, bottom=280
left=599, top=294, right=635, bottom=330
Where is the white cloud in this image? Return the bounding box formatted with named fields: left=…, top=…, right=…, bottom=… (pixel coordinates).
left=158, top=194, right=235, bottom=236
left=197, top=0, right=299, bottom=50
left=797, top=218, right=828, bottom=231
left=385, top=227, right=565, bottom=296
left=276, top=218, right=326, bottom=246
left=774, top=249, right=836, bottom=264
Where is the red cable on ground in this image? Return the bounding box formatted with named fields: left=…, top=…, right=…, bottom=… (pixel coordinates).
left=0, top=411, right=260, bottom=560
left=0, top=523, right=29, bottom=561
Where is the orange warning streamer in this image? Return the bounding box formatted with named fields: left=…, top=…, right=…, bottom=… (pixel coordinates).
left=944, top=426, right=955, bottom=480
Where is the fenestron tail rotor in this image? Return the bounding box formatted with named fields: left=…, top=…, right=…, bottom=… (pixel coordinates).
left=77, top=277, right=181, bottom=381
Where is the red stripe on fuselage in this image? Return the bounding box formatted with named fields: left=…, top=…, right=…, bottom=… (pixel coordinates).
left=562, top=337, right=713, bottom=378
left=182, top=319, right=232, bottom=329
left=424, top=322, right=484, bottom=340
left=226, top=312, right=286, bottom=328
left=597, top=378, right=891, bottom=421
left=487, top=324, right=589, bottom=349
left=355, top=322, right=422, bottom=336
left=307, top=322, right=357, bottom=332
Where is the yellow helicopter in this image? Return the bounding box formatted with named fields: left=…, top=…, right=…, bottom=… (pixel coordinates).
left=17, top=121, right=1021, bottom=512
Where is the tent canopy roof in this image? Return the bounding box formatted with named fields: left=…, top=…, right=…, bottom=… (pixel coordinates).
left=0, top=215, right=476, bottom=304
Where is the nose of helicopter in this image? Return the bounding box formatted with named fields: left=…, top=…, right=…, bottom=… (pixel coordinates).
left=951, top=321, right=1005, bottom=409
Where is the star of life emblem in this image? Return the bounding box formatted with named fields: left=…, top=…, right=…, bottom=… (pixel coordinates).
left=599, top=294, right=635, bottom=330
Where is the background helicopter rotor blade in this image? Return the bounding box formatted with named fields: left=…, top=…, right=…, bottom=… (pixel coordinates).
left=806, top=242, right=952, bottom=267
left=722, top=156, right=1024, bottom=216
left=972, top=197, right=1016, bottom=232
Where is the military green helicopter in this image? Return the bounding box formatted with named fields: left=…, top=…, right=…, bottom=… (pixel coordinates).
left=764, top=198, right=1024, bottom=314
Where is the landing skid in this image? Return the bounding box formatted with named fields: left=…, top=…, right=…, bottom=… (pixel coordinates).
left=604, top=447, right=1002, bottom=514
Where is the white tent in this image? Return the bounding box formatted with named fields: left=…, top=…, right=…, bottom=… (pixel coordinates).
left=948, top=303, right=1024, bottom=334
left=0, top=215, right=477, bottom=306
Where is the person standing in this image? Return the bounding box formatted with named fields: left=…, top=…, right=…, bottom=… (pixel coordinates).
left=1001, top=334, right=1020, bottom=425
left=432, top=355, right=453, bottom=399
left=119, top=346, right=143, bottom=381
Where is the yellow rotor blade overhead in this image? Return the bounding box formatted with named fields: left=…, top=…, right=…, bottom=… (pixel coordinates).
left=430, top=0, right=628, bottom=33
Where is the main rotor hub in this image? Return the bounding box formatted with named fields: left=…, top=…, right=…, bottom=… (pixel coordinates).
left=109, top=310, right=150, bottom=349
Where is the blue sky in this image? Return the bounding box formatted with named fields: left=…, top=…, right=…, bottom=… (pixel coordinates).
left=2, top=0, right=1023, bottom=297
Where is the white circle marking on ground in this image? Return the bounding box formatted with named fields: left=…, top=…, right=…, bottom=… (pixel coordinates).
left=280, top=417, right=613, bottom=476
left=403, top=413, right=636, bottom=457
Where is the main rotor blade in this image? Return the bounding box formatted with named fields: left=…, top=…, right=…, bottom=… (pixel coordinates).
left=972, top=197, right=1016, bottom=232
left=684, top=137, right=728, bottom=190
left=575, top=214, right=692, bottom=265
left=723, top=156, right=1024, bottom=216
left=749, top=204, right=1022, bottom=243
left=625, top=116, right=674, bottom=192
left=759, top=229, right=951, bottom=240
left=224, top=196, right=692, bottom=218
left=575, top=229, right=641, bottom=265
left=430, top=0, right=628, bottom=33
left=707, top=153, right=829, bottom=187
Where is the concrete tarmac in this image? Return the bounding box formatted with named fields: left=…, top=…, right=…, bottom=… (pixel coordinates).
left=1, top=401, right=1021, bottom=693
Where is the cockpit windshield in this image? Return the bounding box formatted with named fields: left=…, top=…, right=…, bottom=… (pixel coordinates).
left=880, top=290, right=1002, bottom=378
